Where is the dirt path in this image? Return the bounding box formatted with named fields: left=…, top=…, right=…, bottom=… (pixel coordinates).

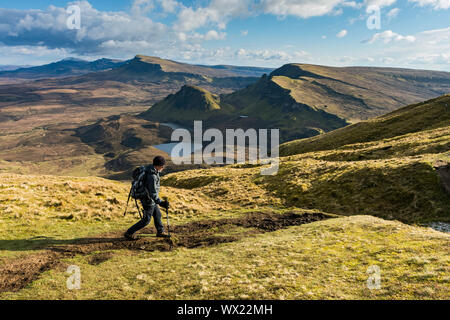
left=0, top=211, right=329, bottom=294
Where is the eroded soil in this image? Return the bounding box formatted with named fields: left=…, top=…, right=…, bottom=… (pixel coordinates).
left=0, top=211, right=329, bottom=293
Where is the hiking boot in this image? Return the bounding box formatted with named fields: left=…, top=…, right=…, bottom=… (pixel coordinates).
left=124, top=232, right=137, bottom=240
left=156, top=232, right=170, bottom=238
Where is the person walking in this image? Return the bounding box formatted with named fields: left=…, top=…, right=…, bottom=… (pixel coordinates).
left=124, top=156, right=170, bottom=240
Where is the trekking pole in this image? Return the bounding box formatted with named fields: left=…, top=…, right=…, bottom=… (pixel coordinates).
left=123, top=187, right=132, bottom=216
left=162, top=196, right=171, bottom=238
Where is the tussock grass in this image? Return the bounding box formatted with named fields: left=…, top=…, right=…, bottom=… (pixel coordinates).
left=2, top=215, right=448, bottom=300
left=163, top=154, right=450, bottom=224
left=280, top=95, right=450, bottom=157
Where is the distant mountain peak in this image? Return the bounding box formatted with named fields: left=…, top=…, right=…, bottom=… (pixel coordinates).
left=140, top=84, right=221, bottom=123
left=60, top=57, right=87, bottom=62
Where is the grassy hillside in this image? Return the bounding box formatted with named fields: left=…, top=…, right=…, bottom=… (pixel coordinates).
left=0, top=173, right=448, bottom=299
left=222, top=74, right=349, bottom=140
left=280, top=95, right=450, bottom=156
left=140, top=64, right=450, bottom=142
left=270, top=64, right=450, bottom=122
left=160, top=95, right=450, bottom=224
left=1, top=94, right=449, bottom=298
left=162, top=155, right=449, bottom=224
left=141, top=85, right=222, bottom=123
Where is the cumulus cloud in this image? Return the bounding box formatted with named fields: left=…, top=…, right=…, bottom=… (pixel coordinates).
left=131, top=0, right=154, bottom=16
left=362, top=27, right=450, bottom=70
left=174, top=0, right=252, bottom=32
left=235, top=48, right=309, bottom=61
left=158, top=0, right=180, bottom=13
left=174, top=0, right=364, bottom=32
left=337, top=29, right=348, bottom=37
left=0, top=0, right=448, bottom=70
left=364, top=0, right=397, bottom=7
left=204, top=30, right=227, bottom=40
left=258, top=0, right=345, bottom=19
left=0, top=1, right=170, bottom=55
left=387, top=7, right=400, bottom=19
left=367, top=30, right=416, bottom=43
left=409, top=0, right=450, bottom=9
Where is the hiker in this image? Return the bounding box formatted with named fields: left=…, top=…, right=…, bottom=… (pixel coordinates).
left=124, top=156, right=170, bottom=240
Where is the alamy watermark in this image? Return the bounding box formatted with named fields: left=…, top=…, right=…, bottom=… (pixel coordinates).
left=366, top=265, right=381, bottom=290
left=366, top=5, right=381, bottom=30
left=66, top=5, right=81, bottom=30
left=170, top=121, right=279, bottom=175
left=66, top=265, right=81, bottom=290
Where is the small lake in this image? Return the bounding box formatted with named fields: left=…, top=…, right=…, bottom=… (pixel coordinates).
left=154, top=123, right=202, bottom=157
left=428, top=222, right=450, bottom=233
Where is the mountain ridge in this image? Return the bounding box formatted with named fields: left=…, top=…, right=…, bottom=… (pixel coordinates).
left=0, top=58, right=126, bottom=79
left=140, top=62, right=450, bottom=141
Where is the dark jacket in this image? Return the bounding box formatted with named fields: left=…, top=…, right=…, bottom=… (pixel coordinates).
left=143, top=165, right=162, bottom=206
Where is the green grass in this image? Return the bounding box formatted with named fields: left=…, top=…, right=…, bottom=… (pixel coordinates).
left=2, top=215, right=448, bottom=300
left=280, top=95, right=450, bottom=157
left=1, top=94, right=450, bottom=299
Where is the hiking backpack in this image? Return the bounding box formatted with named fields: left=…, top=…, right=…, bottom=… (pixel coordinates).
left=131, top=166, right=150, bottom=200
left=123, top=166, right=150, bottom=218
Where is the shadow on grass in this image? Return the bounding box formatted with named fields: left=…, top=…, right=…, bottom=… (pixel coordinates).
left=0, top=235, right=128, bottom=252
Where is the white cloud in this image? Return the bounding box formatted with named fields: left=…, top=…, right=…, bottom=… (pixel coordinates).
left=342, top=1, right=361, bottom=8
left=259, top=0, right=345, bottom=18
left=174, top=0, right=364, bottom=32
left=360, top=27, right=450, bottom=70
left=131, top=0, right=154, bottom=16
left=174, top=0, right=252, bottom=32
left=235, top=48, right=309, bottom=62
left=381, top=57, right=395, bottom=64
left=409, top=0, right=450, bottom=9
left=364, top=0, right=396, bottom=8
left=158, top=0, right=179, bottom=13
left=336, top=56, right=357, bottom=63
left=367, top=30, right=416, bottom=43
left=337, top=29, right=348, bottom=37
left=0, top=1, right=170, bottom=55
left=387, top=7, right=400, bottom=19
left=204, top=30, right=227, bottom=40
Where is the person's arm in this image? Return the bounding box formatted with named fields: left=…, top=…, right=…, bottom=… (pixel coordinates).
left=145, top=173, right=162, bottom=205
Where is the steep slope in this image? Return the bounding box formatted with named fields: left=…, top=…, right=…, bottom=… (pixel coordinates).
left=140, top=85, right=223, bottom=123
left=222, top=74, right=349, bottom=140
left=270, top=64, right=450, bottom=122
left=1, top=173, right=448, bottom=299
left=140, top=63, right=450, bottom=142
left=161, top=96, right=450, bottom=223
left=0, top=58, right=126, bottom=79
left=140, top=75, right=349, bottom=141
left=74, top=114, right=172, bottom=155
left=280, top=94, right=450, bottom=156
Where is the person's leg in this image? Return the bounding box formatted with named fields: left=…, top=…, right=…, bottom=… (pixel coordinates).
left=125, top=201, right=153, bottom=235
left=152, top=205, right=165, bottom=234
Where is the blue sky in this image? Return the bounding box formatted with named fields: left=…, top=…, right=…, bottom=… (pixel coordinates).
left=0, top=0, right=449, bottom=70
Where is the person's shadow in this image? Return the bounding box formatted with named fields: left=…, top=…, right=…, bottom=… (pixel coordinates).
left=0, top=227, right=159, bottom=253
left=0, top=235, right=126, bottom=252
